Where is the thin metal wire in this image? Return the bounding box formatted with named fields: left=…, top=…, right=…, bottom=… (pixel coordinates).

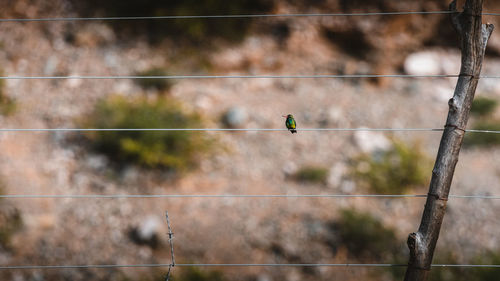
left=0, top=194, right=427, bottom=199
left=0, top=74, right=463, bottom=80
left=466, top=129, right=500, bottom=134
left=1, top=128, right=500, bottom=134
left=1, top=263, right=500, bottom=270
left=0, top=11, right=459, bottom=22
left=4, top=74, right=500, bottom=80
left=0, top=194, right=498, bottom=199
left=0, top=128, right=498, bottom=133
left=0, top=128, right=446, bottom=132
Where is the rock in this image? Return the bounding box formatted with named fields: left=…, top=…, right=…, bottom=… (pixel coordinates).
left=86, top=155, right=108, bottom=171
left=221, top=107, right=248, bottom=128
left=282, top=162, right=298, bottom=176
left=128, top=216, right=161, bottom=249
left=138, top=216, right=161, bottom=239
left=353, top=130, right=391, bottom=154
left=43, top=56, right=58, bottom=75
left=327, top=162, right=347, bottom=187
left=340, top=180, right=356, bottom=193
left=404, top=52, right=441, bottom=75
left=404, top=50, right=460, bottom=75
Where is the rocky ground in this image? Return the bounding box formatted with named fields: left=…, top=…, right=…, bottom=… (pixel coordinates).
left=1, top=1, right=500, bottom=281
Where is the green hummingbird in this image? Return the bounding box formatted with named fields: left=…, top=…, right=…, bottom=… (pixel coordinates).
left=283, top=114, right=297, bottom=134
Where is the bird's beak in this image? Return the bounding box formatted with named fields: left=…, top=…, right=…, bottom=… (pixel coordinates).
left=282, top=115, right=287, bottom=118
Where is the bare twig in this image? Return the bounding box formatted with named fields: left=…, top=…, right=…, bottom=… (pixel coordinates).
left=165, top=264, right=172, bottom=281
left=166, top=211, right=175, bottom=266
left=165, top=211, right=175, bottom=281
left=403, top=1, right=494, bottom=281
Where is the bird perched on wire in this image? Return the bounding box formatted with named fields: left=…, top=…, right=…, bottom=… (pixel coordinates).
left=283, top=114, right=297, bottom=134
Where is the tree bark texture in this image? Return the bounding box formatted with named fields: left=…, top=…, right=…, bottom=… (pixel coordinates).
left=403, top=1, right=494, bottom=281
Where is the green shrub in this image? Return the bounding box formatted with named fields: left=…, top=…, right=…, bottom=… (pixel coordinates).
left=471, top=97, right=497, bottom=117
left=389, top=247, right=500, bottom=281
left=83, top=96, right=213, bottom=171
left=426, top=250, right=500, bottom=281
left=0, top=70, right=15, bottom=115
left=464, top=122, right=500, bottom=147
left=469, top=251, right=500, bottom=281
left=0, top=208, right=22, bottom=249
left=180, top=267, right=225, bottom=281
left=294, top=166, right=329, bottom=184
left=0, top=184, right=23, bottom=249
left=136, top=68, right=172, bottom=92
left=335, top=209, right=402, bottom=261
left=352, top=140, right=431, bottom=194
left=120, top=268, right=224, bottom=281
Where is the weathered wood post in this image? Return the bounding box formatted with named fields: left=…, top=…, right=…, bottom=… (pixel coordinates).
left=403, top=1, right=494, bottom=281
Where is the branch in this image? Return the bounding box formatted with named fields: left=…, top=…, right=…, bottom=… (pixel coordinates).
left=403, top=0, right=494, bottom=280
left=450, top=0, right=461, bottom=34
left=165, top=211, right=175, bottom=281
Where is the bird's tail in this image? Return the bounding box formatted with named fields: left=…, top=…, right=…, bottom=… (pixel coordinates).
left=291, top=129, right=297, bottom=134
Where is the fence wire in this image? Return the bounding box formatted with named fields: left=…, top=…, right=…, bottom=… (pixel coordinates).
left=0, top=194, right=498, bottom=199
left=1, top=11, right=500, bottom=22
left=0, top=11, right=460, bottom=22
left=0, top=6, right=499, bottom=277
left=2, top=74, right=500, bottom=80
left=1, top=263, right=500, bottom=270
left=0, top=128, right=499, bottom=134
left=0, top=74, right=467, bottom=79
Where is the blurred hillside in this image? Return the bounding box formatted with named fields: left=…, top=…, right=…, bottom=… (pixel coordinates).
left=1, top=0, right=500, bottom=281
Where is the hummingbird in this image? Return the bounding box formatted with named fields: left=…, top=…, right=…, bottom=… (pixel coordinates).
left=283, top=114, right=297, bottom=134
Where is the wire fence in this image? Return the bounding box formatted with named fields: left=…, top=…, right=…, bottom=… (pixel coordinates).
left=1, top=5, right=500, bottom=277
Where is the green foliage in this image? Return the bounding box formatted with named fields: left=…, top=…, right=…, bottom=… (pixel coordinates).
left=294, top=166, right=329, bottom=184
left=73, top=0, right=273, bottom=44
left=336, top=209, right=402, bottom=261
left=0, top=184, right=23, bottom=249
left=389, top=249, right=500, bottom=281
left=427, top=251, right=500, bottom=281
left=83, top=96, right=213, bottom=171
left=471, top=97, right=498, bottom=117
left=464, top=122, right=500, bottom=147
left=0, top=70, right=15, bottom=116
left=464, top=97, right=500, bottom=147
left=136, top=68, right=172, bottom=92
left=120, top=268, right=224, bottom=281
left=470, top=251, right=500, bottom=281
left=180, top=267, right=225, bottom=281
left=0, top=208, right=22, bottom=249
left=352, top=140, right=431, bottom=194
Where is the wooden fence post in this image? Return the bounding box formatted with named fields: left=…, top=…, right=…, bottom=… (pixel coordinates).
left=403, top=1, right=494, bottom=281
